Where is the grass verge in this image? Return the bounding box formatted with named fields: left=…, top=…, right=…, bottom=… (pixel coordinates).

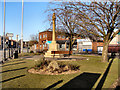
left=1, top=55, right=118, bottom=88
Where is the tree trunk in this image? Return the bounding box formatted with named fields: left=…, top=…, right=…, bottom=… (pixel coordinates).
left=102, top=41, right=109, bottom=62
left=69, top=39, right=72, bottom=51
left=68, top=35, right=73, bottom=52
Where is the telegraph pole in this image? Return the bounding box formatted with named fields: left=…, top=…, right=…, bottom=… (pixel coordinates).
left=16, top=35, right=18, bottom=50
left=3, top=0, right=6, bottom=62
left=21, top=0, right=24, bottom=53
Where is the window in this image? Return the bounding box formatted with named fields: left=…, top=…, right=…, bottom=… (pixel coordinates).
left=62, top=36, right=65, bottom=39
left=43, top=44, right=44, bottom=49
left=45, top=34, right=47, bottom=38
left=45, top=43, right=46, bottom=47
left=40, top=35, right=42, bottom=39
left=57, top=35, right=61, bottom=38
left=43, top=34, right=46, bottom=38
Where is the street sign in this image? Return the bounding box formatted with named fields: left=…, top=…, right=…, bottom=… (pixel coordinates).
left=6, top=33, right=13, bottom=37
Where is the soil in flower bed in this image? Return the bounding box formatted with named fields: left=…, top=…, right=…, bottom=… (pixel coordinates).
left=28, top=60, right=80, bottom=75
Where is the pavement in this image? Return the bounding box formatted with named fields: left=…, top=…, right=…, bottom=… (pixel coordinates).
left=0, top=50, right=3, bottom=61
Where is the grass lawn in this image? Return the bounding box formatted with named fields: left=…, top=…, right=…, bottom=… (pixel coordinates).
left=102, top=58, right=119, bottom=88
left=1, top=54, right=119, bottom=89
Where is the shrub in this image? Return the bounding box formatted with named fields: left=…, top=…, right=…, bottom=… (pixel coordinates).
left=34, top=60, right=80, bottom=73
left=68, top=64, right=80, bottom=71
left=34, top=59, right=50, bottom=69
left=30, top=50, right=34, bottom=53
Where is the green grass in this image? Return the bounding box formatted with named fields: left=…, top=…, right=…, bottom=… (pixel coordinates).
left=102, top=58, right=119, bottom=88
left=1, top=55, right=118, bottom=88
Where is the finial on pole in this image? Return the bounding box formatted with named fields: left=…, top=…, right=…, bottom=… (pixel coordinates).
left=52, top=13, right=56, bottom=21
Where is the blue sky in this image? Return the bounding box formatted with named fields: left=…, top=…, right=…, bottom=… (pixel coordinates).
left=0, top=2, right=54, bottom=41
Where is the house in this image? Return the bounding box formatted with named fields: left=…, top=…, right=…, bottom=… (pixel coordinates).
left=108, top=33, right=120, bottom=53
left=109, top=34, right=120, bottom=45
left=77, top=38, right=104, bottom=53
left=38, top=31, right=104, bottom=53
left=92, top=40, right=103, bottom=53
left=38, top=30, right=120, bottom=53
left=0, top=36, right=19, bottom=49
left=38, top=30, right=69, bottom=51
left=77, top=38, right=92, bottom=52
left=0, top=36, right=9, bottom=49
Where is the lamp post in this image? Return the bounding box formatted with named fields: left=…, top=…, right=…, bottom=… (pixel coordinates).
left=16, top=35, right=18, bottom=51
left=21, top=0, right=24, bottom=53
left=3, top=0, right=6, bottom=62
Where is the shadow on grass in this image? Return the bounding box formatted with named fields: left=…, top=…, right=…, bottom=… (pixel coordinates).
left=45, top=80, right=63, bottom=90
left=0, top=67, right=27, bottom=73
left=96, top=58, right=114, bottom=89
left=115, top=86, right=120, bottom=90
left=58, top=72, right=101, bottom=89
left=1, top=62, right=26, bottom=67
left=0, top=74, right=25, bottom=83
left=20, top=56, right=33, bottom=59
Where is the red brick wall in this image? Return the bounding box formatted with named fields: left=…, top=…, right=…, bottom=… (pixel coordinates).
left=92, top=42, right=103, bottom=52
left=38, top=31, right=68, bottom=51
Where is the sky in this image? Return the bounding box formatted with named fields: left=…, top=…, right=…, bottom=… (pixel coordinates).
left=0, top=0, right=119, bottom=41
left=0, top=1, right=55, bottom=41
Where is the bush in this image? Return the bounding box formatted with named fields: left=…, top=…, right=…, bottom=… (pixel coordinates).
left=30, top=50, right=34, bottom=53
left=68, top=64, right=80, bottom=71
left=34, top=59, right=50, bottom=69
left=34, top=60, right=80, bottom=73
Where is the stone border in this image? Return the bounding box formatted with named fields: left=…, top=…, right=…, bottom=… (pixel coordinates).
left=109, top=77, right=120, bottom=89
left=28, top=68, right=81, bottom=75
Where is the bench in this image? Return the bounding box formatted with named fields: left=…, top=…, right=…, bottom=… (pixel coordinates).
left=51, top=51, right=72, bottom=58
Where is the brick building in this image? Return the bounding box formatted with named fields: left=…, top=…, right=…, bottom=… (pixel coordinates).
left=38, top=31, right=119, bottom=53
left=77, top=38, right=104, bottom=53
left=0, top=36, right=18, bottom=49
left=92, top=41, right=103, bottom=53
left=38, top=31, right=68, bottom=51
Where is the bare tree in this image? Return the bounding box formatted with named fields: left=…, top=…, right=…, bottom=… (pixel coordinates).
left=46, top=2, right=95, bottom=51
left=30, top=34, right=39, bottom=41
left=29, top=34, right=39, bottom=47
left=66, top=1, right=120, bottom=62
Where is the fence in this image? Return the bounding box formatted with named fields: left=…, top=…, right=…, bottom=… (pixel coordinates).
left=0, top=48, right=29, bottom=62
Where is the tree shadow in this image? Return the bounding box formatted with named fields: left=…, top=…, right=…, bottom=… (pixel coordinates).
left=0, top=67, right=27, bottom=73
left=96, top=58, right=114, bottom=89
left=1, top=62, right=26, bottom=67
left=20, top=56, right=33, bottom=59
left=58, top=72, right=101, bottom=89
left=115, top=86, right=120, bottom=90
left=0, top=74, right=25, bottom=83
left=45, top=80, right=63, bottom=90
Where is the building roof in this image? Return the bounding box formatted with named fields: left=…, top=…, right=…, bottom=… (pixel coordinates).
left=39, top=30, right=52, bottom=34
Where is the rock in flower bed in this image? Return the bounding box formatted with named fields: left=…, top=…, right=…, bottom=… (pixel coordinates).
left=28, top=60, right=80, bottom=75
